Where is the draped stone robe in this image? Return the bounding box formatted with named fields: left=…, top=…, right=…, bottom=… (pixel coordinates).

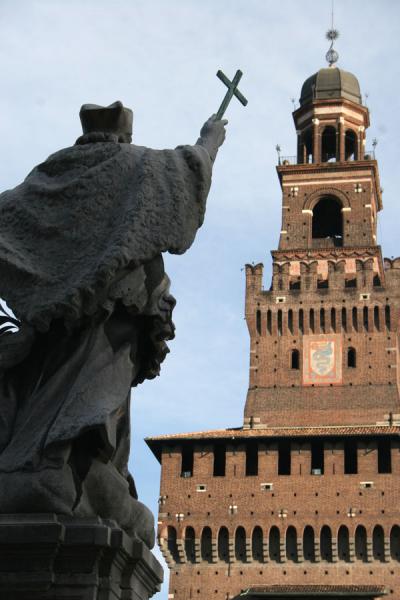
left=0, top=138, right=213, bottom=545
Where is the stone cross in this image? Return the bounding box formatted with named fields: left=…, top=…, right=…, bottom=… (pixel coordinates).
left=216, top=69, right=248, bottom=120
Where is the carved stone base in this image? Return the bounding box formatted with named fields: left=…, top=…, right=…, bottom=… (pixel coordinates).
left=0, top=514, right=163, bottom=599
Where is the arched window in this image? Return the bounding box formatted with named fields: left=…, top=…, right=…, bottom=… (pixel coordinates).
left=299, top=309, right=304, bottom=334
left=252, top=526, right=263, bottom=562
left=267, top=310, right=272, bottom=334
left=278, top=310, right=283, bottom=336
left=347, top=347, right=356, bottom=368
left=373, top=525, right=385, bottom=562
left=320, top=526, right=333, bottom=562
left=256, top=310, right=261, bottom=335
left=331, top=307, right=336, bottom=332
left=321, top=126, right=337, bottom=162
left=291, top=349, right=300, bottom=370
left=390, top=525, right=400, bottom=561
left=320, top=308, right=325, bottom=333
left=374, top=306, right=380, bottom=330
left=217, top=527, right=229, bottom=563
left=301, top=128, right=313, bottom=164
left=363, top=306, right=369, bottom=332
left=167, top=526, right=180, bottom=563
left=303, top=526, right=315, bottom=562
left=286, top=526, right=298, bottom=562
left=345, top=129, right=358, bottom=160
left=235, top=527, right=246, bottom=562
left=309, top=308, right=315, bottom=333
left=352, top=307, right=358, bottom=331
left=288, top=309, right=293, bottom=334
left=312, top=197, right=343, bottom=247
left=338, top=526, right=350, bottom=562
left=355, top=525, right=368, bottom=562
left=269, top=526, right=281, bottom=562
left=385, top=305, right=391, bottom=330
left=201, top=527, right=212, bottom=563
left=184, top=526, right=196, bottom=563
left=342, top=307, right=347, bottom=331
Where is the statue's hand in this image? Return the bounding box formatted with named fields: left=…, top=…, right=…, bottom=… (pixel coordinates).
left=200, top=114, right=228, bottom=148
left=197, top=114, right=228, bottom=161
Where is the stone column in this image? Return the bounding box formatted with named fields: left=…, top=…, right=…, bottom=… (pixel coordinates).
left=338, top=117, right=345, bottom=161
left=297, top=130, right=302, bottom=164
left=312, top=118, right=320, bottom=163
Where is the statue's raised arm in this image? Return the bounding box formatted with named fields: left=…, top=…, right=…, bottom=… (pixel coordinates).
left=0, top=100, right=227, bottom=547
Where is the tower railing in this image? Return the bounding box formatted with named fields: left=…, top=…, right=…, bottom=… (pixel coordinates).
left=278, top=150, right=376, bottom=166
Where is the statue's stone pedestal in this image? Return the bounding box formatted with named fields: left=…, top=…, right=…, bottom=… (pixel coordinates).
left=0, top=514, right=163, bottom=599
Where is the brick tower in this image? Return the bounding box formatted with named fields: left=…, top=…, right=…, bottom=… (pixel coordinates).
left=147, top=48, right=400, bottom=600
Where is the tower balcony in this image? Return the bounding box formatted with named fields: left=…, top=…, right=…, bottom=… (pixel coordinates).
left=278, top=151, right=376, bottom=166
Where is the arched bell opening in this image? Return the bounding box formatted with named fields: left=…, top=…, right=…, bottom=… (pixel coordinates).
left=345, top=129, right=358, bottom=160
left=321, top=126, right=337, bottom=162
left=312, top=196, right=343, bottom=247
left=299, top=128, right=313, bottom=164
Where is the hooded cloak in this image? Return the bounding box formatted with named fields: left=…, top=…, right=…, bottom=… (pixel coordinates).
left=0, top=140, right=212, bottom=330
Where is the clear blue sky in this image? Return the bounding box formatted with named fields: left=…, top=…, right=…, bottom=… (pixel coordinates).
left=1, top=1, right=399, bottom=597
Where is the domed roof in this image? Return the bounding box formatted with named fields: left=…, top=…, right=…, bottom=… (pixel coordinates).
left=300, top=66, right=362, bottom=106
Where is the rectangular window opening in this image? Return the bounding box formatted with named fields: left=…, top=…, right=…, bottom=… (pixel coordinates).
left=213, top=443, right=226, bottom=476
left=344, top=439, right=358, bottom=474
left=378, top=438, right=392, bottom=474
left=246, top=442, right=259, bottom=476
left=278, top=440, right=291, bottom=475
left=181, top=444, right=194, bottom=477
left=311, top=440, right=324, bottom=474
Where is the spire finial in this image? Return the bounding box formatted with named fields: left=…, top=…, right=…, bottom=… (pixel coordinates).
left=325, top=0, right=339, bottom=66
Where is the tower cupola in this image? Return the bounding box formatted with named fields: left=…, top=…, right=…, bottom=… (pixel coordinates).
left=300, top=66, right=362, bottom=106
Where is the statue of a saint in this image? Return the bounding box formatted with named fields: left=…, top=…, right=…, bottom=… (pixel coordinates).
left=0, top=101, right=227, bottom=547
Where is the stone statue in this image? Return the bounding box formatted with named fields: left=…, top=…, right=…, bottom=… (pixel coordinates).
left=0, top=101, right=227, bottom=548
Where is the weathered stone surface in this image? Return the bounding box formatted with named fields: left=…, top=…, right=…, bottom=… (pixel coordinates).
left=0, top=514, right=163, bottom=599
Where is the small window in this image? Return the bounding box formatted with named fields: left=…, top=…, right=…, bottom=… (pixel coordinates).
left=278, top=310, right=283, bottom=336
left=363, top=306, right=369, bottom=331
left=344, top=440, right=358, bottom=474
left=261, top=482, right=273, bottom=491
left=374, top=306, right=380, bottom=330
left=341, top=307, right=347, bottom=331
left=347, top=347, right=356, bottom=368
left=360, top=481, right=374, bottom=489
left=246, top=442, right=258, bottom=476
left=196, top=484, right=207, bottom=492
left=291, top=349, right=300, bottom=370
left=385, top=305, right=391, bottom=330
left=288, top=309, right=294, bottom=334
left=352, top=307, right=358, bottom=331
left=299, top=309, right=304, bottom=334
left=378, top=438, right=392, bottom=474
left=278, top=440, right=291, bottom=475
left=331, top=307, right=336, bottom=332
left=267, top=310, right=272, bottom=334
left=213, top=443, right=226, bottom=476
left=181, top=444, right=194, bottom=477
left=345, top=278, right=356, bottom=288
left=311, top=440, right=324, bottom=474
left=256, top=310, right=261, bottom=335
left=309, top=308, right=315, bottom=333
left=320, top=308, right=326, bottom=332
